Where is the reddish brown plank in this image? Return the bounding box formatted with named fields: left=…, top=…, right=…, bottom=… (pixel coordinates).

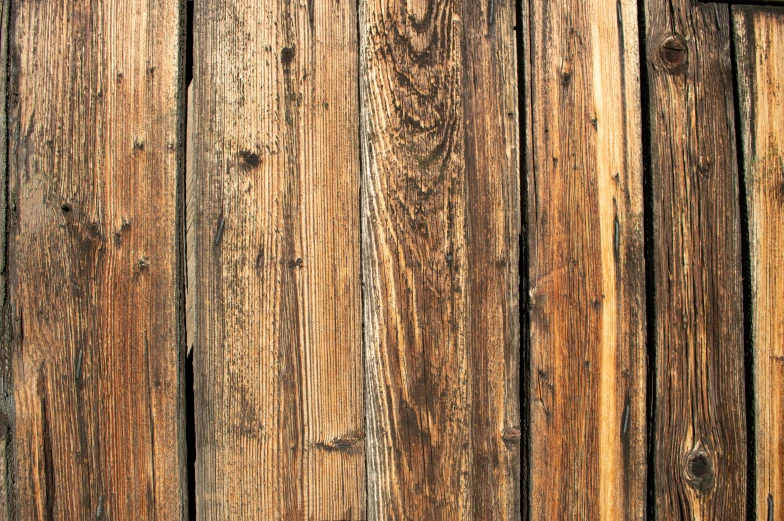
left=524, top=0, right=647, bottom=518
left=7, top=1, right=186, bottom=519
left=644, top=0, right=747, bottom=517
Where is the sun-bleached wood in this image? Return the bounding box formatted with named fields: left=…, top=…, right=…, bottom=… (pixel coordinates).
left=734, top=7, right=784, bottom=520
left=191, top=1, right=365, bottom=519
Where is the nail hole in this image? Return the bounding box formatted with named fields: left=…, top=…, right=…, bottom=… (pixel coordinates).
left=61, top=203, right=72, bottom=215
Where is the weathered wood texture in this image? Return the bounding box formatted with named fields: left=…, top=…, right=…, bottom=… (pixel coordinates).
left=523, top=0, right=647, bottom=518
left=191, top=1, right=365, bottom=519
left=734, top=7, right=784, bottom=520
left=7, top=1, right=186, bottom=520
left=0, top=0, right=10, bottom=518
left=644, top=0, right=747, bottom=518
left=360, top=0, right=520, bottom=518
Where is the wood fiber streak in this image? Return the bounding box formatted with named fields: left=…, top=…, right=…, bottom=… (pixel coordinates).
left=733, top=8, right=784, bottom=520
left=7, top=1, right=186, bottom=520
left=524, top=0, right=646, bottom=518
left=360, top=0, right=520, bottom=518
left=0, top=1, right=9, bottom=518
left=643, top=0, right=747, bottom=518
left=191, top=1, right=364, bottom=519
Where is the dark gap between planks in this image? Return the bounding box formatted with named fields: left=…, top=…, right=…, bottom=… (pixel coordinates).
left=635, top=0, right=657, bottom=519
left=183, top=1, right=196, bottom=521
left=728, top=13, right=757, bottom=521
left=514, top=0, right=531, bottom=519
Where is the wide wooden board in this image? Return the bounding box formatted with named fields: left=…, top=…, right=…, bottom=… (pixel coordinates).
left=7, top=1, right=186, bottom=519
left=360, top=0, right=520, bottom=518
left=523, top=0, right=647, bottom=518
left=643, top=0, right=747, bottom=517
left=734, top=7, right=784, bottom=520
left=191, top=1, right=365, bottom=519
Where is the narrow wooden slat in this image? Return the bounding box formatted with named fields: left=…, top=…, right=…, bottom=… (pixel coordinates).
left=644, top=0, right=747, bottom=517
left=192, top=1, right=364, bottom=519
left=7, top=1, right=186, bottom=519
left=734, top=7, right=784, bottom=520
left=524, top=0, right=647, bottom=518
left=0, top=0, right=9, bottom=517
left=360, top=0, right=520, bottom=518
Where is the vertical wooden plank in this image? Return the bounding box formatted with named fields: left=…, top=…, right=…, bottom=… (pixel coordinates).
left=734, top=8, right=784, bottom=520
left=0, top=0, right=10, bottom=518
left=192, top=1, right=364, bottom=519
left=8, top=1, right=186, bottom=520
left=360, top=0, right=520, bottom=518
left=644, top=0, right=747, bottom=518
left=524, top=0, right=646, bottom=518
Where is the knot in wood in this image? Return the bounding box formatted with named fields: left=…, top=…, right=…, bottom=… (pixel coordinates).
left=659, top=35, right=688, bottom=73
left=685, top=448, right=715, bottom=493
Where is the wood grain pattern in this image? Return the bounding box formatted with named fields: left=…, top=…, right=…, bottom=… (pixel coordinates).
left=643, top=0, right=747, bottom=518
left=734, top=8, right=784, bottom=520
left=360, top=0, right=520, bottom=518
left=191, top=1, right=365, bottom=519
left=523, top=0, right=647, bottom=518
left=7, top=1, right=186, bottom=519
left=0, top=0, right=9, bottom=518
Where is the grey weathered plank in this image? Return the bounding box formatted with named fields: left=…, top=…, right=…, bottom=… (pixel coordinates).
left=523, top=0, right=647, bottom=518
left=734, top=7, right=784, bottom=520
left=643, top=0, right=748, bottom=517
left=360, top=0, right=521, bottom=518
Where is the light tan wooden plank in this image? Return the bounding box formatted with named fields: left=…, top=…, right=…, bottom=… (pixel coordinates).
left=7, top=1, right=186, bottom=519
left=524, top=0, right=647, bottom=518
left=360, top=0, right=521, bottom=518
left=734, top=7, right=784, bottom=520
left=191, top=1, right=365, bottom=518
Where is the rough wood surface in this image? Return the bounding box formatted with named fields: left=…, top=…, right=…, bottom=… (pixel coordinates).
left=0, top=0, right=9, bottom=518
left=523, top=0, right=647, bottom=518
left=191, top=1, right=365, bottom=519
left=734, top=7, right=784, bottom=520
left=643, top=0, right=747, bottom=518
left=7, top=1, right=186, bottom=519
left=360, top=0, right=520, bottom=518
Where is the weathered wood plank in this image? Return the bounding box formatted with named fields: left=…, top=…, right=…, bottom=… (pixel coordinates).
left=733, top=7, right=784, bottom=520
left=360, top=0, right=520, bottom=518
left=643, top=0, right=747, bottom=517
left=7, top=1, right=186, bottom=519
left=191, top=1, right=365, bottom=519
left=0, top=0, right=9, bottom=518
left=523, top=0, right=647, bottom=518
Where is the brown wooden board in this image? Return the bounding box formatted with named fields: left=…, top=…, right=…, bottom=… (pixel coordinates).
left=191, top=1, right=365, bottom=519
left=0, top=0, right=9, bottom=518
left=7, top=1, right=187, bottom=519
left=360, top=0, right=521, bottom=518
left=523, top=0, right=647, bottom=518
left=734, top=7, right=784, bottom=520
left=643, top=0, right=748, bottom=517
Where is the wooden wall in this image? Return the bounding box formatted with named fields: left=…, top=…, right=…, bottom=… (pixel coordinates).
left=0, top=0, right=781, bottom=520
